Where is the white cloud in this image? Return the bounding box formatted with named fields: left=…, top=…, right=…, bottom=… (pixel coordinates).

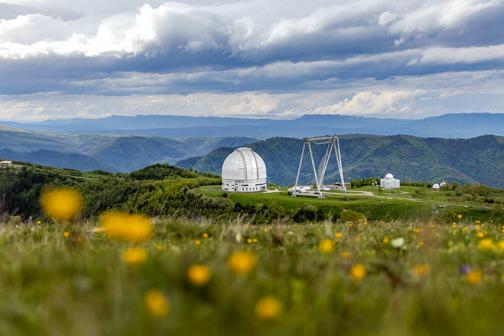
left=411, top=43, right=504, bottom=64
left=1, top=0, right=503, bottom=60
left=0, top=14, right=74, bottom=44
left=2, top=70, right=503, bottom=121
left=315, top=90, right=427, bottom=117
left=0, top=1, right=503, bottom=120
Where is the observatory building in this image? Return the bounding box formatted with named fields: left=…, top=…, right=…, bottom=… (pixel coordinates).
left=380, top=173, right=400, bottom=189
left=221, top=147, right=267, bottom=192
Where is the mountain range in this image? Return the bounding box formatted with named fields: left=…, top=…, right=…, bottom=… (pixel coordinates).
left=2, top=113, right=504, bottom=139
left=0, top=127, right=255, bottom=172
left=1, top=113, right=503, bottom=187
left=177, top=135, right=504, bottom=188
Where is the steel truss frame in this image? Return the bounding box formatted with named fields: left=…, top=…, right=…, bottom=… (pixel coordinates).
left=293, top=135, right=346, bottom=198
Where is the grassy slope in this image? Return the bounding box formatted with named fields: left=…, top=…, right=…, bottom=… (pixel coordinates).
left=198, top=185, right=504, bottom=223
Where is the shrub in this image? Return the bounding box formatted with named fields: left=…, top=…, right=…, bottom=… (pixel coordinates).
left=293, top=205, right=318, bottom=223
left=339, top=209, right=367, bottom=225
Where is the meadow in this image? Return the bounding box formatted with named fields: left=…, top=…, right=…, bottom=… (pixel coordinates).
left=1, top=164, right=504, bottom=335
left=1, top=206, right=504, bottom=335
left=198, top=185, right=504, bottom=224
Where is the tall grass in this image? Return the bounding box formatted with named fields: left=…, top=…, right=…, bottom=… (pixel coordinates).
left=0, top=217, right=503, bottom=335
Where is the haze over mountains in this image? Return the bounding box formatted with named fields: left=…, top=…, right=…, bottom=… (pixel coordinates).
left=2, top=113, right=504, bottom=139
left=0, top=127, right=255, bottom=172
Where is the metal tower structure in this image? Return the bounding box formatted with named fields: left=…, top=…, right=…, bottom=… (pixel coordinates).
left=293, top=135, right=346, bottom=198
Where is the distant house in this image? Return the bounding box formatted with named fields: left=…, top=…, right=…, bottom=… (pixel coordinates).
left=0, top=160, right=13, bottom=168
left=380, top=173, right=400, bottom=189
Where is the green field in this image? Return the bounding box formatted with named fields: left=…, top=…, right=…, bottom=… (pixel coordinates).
left=1, top=216, right=503, bottom=335
left=198, top=185, right=504, bottom=224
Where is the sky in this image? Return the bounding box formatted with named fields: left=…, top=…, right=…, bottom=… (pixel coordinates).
left=0, top=0, right=503, bottom=121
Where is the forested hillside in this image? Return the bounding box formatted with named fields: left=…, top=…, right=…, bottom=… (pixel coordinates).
left=177, top=135, right=504, bottom=188
left=0, top=128, right=255, bottom=172
left=0, top=162, right=224, bottom=220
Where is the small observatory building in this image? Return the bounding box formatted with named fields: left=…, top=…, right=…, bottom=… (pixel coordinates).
left=380, top=173, right=400, bottom=189
left=221, top=147, right=267, bottom=192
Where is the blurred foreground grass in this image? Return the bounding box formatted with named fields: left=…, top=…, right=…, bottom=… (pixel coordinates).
left=0, top=217, right=503, bottom=335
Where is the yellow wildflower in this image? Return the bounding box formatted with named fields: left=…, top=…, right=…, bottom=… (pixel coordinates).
left=383, top=236, right=390, bottom=244
left=63, top=231, right=70, bottom=238
left=36, top=220, right=42, bottom=225
left=335, top=232, right=344, bottom=239
left=465, top=270, right=482, bottom=285
left=476, top=231, right=485, bottom=239
left=187, top=264, right=211, bottom=286
left=144, top=290, right=169, bottom=317
left=412, top=264, right=431, bottom=278
left=202, top=232, right=209, bottom=239
left=195, top=239, right=201, bottom=247
left=228, top=251, right=257, bottom=275
left=350, top=264, right=366, bottom=281
left=479, top=239, right=494, bottom=250
left=122, top=247, right=147, bottom=266
left=498, top=241, right=504, bottom=250
left=457, top=214, right=463, bottom=221
left=40, top=187, right=83, bottom=222
left=340, top=250, right=351, bottom=259
left=318, top=239, right=334, bottom=254
left=416, top=241, right=425, bottom=249
left=100, top=211, right=152, bottom=243
left=255, top=296, right=283, bottom=320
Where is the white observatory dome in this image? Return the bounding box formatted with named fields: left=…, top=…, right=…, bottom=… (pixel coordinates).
left=221, top=147, right=267, bottom=192
left=380, top=172, right=400, bottom=189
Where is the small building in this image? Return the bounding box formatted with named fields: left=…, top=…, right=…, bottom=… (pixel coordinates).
left=432, top=183, right=440, bottom=190
left=0, top=160, right=13, bottom=168
left=288, top=185, right=311, bottom=194
left=221, top=147, right=267, bottom=192
left=380, top=173, right=400, bottom=189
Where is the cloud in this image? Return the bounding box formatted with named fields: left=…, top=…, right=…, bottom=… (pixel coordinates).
left=2, top=70, right=503, bottom=121
left=315, top=90, right=427, bottom=117
left=0, top=0, right=503, bottom=120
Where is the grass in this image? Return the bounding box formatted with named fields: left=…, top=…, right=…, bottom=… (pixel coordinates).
left=198, top=185, right=504, bottom=223
left=0, top=217, right=503, bottom=335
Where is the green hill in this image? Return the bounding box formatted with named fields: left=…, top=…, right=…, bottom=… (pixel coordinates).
left=177, top=135, right=504, bottom=188
left=0, top=161, right=222, bottom=220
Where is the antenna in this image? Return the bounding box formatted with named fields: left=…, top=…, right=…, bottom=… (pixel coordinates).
left=293, top=135, right=346, bottom=198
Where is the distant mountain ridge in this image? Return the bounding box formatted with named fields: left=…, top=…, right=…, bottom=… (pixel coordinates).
left=177, top=135, right=504, bottom=188
left=2, top=112, right=503, bottom=139
left=0, top=128, right=255, bottom=172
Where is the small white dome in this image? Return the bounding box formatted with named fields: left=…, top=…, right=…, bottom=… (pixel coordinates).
left=222, top=147, right=267, bottom=181
left=384, top=173, right=394, bottom=179
left=432, top=183, right=440, bottom=189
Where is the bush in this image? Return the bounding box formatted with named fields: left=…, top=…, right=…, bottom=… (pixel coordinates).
left=293, top=205, right=318, bottom=223
left=339, top=209, right=367, bottom=225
